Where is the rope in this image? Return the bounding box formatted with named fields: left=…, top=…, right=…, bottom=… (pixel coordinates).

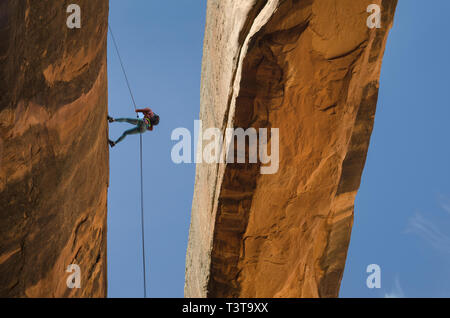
left=108, top=24, right=148, bottom=298
left=139, top=134, right=146, bottom=298
left=108, top=24, right=138, bottom=115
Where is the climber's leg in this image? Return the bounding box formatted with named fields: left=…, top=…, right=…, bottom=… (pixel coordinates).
left=114, top=126, right=141, bottom=144
left=115, top=118, right=140, bottom=126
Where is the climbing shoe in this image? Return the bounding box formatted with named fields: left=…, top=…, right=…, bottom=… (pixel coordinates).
left=107, top=116, right=115, bottom=123
left=108, top=140, right=116, bottom=148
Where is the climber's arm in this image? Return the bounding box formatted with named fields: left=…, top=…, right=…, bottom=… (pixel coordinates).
left=135, top=107, right=154, bottom=116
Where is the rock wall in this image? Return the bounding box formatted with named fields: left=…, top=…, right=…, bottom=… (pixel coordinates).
left=185, top=0, right=397, bottom=297
left=0, top=0, right=109, bottom=297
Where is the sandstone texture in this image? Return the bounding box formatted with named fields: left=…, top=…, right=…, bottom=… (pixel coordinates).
left=186, top=0, right=397, bottom=297
left=0, top=0, right=109, bottom=297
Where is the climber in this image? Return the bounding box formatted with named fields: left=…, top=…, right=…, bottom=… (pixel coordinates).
left=108, top=107, right=160, bottom=147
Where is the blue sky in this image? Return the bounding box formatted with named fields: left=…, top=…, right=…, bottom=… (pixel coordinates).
left=340, top=0, right=450, bottom=298
left=107, top=0, right=450, bottom=298
left=107, top=0, right=205, bottom=297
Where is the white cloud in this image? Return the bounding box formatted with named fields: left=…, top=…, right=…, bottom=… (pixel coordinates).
left=384, top=276, right=405, bottom=298
left=437, top=194, right=450, bottom=214
left=440, top=201, right=450, bottom=215
left=406, top=213, right=450, bottom=257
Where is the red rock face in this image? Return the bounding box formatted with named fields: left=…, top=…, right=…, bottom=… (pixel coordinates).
left=185, top=0, right=397, bottom=297
left=0, top=0, right=109, bottom=297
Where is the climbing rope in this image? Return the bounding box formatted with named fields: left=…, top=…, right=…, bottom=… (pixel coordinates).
left=108, top=24, right=148, bottom=298
left=108, top=24, right=138, bottom=114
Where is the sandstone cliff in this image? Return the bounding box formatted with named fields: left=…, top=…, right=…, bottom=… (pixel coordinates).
left=0, top=0, right=109, bottom=297
left=186, top=0, right=397, bottom=297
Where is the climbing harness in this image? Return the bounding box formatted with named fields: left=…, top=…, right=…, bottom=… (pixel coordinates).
left=108, top=24, right=148, bottom=298
left=143, top=117, right=152, bottom=130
